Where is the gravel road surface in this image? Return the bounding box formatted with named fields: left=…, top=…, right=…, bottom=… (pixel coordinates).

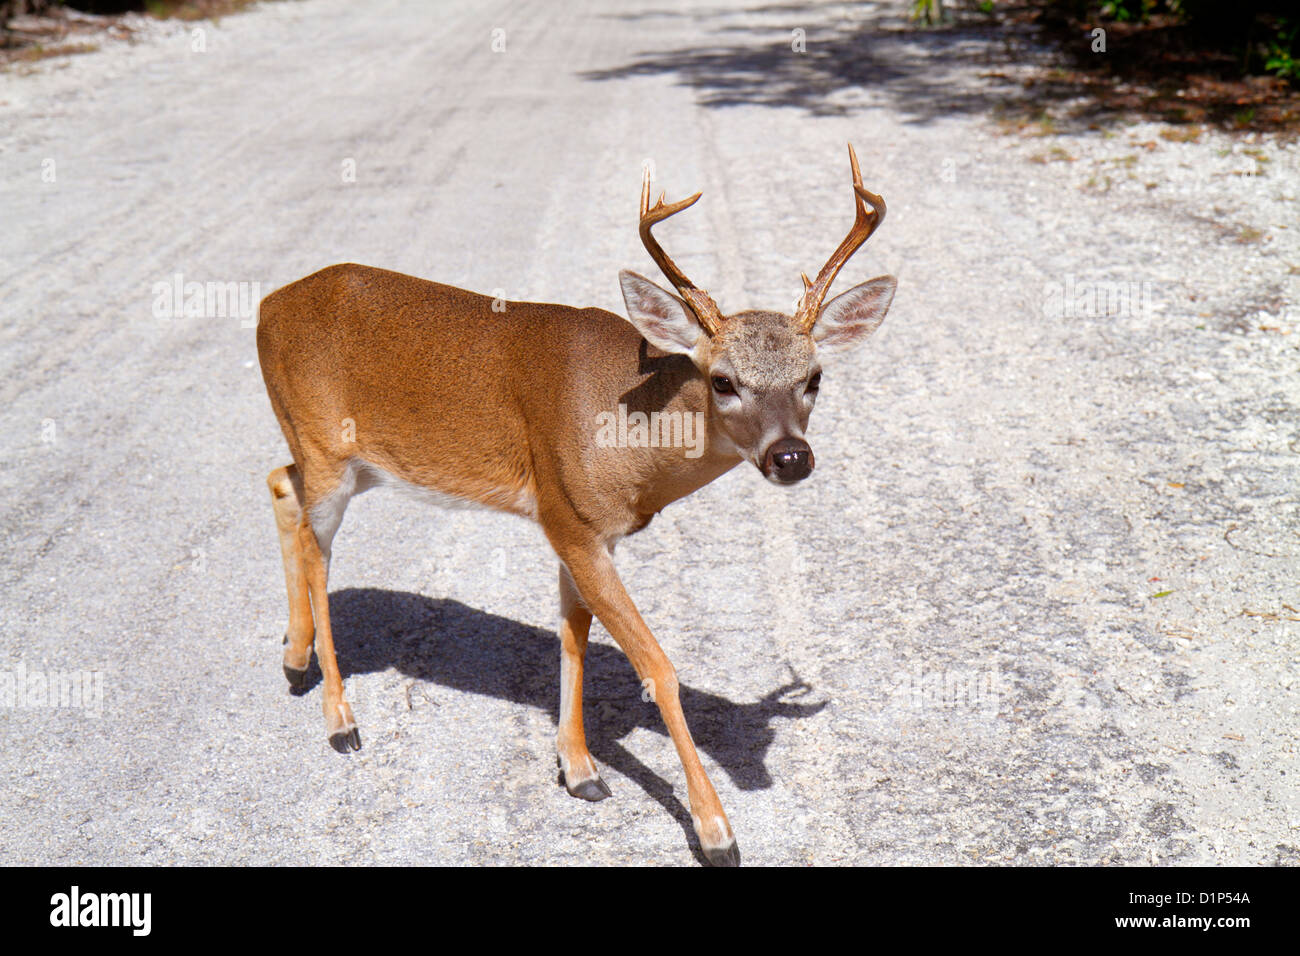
left=1, top=0, right=1297, bottom=865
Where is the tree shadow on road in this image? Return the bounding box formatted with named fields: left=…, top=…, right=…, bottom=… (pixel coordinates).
left=583, top=2, right=1024, bottom=124
left=581, top=1, right=1300, bottom=132
left=291, top=587, right=826, bottom=858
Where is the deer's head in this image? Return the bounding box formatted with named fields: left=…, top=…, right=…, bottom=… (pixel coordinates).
left=620, top=144, right=896, bottom=485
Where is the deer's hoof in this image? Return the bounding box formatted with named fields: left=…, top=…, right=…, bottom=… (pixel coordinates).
left=557, top=752, right=611, bottom=801
left=283, top=663, right=308, bottom=692
left=329, top=727, right=362, bottom=753
left=567, top=776, right=613, bottom=802
left=282, top=634, right=312, bottom=694
left=703, top=842, right=741, bottom=867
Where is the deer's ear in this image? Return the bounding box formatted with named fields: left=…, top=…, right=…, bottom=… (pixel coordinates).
left=812, top=275, right=896, bottom=353
left=619, top=270, right=706, bottom=356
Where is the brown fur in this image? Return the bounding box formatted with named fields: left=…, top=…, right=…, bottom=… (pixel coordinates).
left=258, top=263, right=748, bottom=861
left=257, top=151, right=892, bottom=866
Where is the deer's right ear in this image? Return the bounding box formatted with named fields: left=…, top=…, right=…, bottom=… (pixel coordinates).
left=619, top=270, right=706, bottom=357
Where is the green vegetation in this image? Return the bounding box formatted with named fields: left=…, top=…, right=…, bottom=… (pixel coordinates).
left=1264, top=18, right=1299, bottom=83
left=1052, top=1, right=1299, bottom=85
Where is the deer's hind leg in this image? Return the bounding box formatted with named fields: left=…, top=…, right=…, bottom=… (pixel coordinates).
left=268, top=464, right=314, bottom=690
left=299, top=461, right=360, bottom=753
left=556, top=564, right=613, bottom=802
left=268, top=458, right=361, bottom=753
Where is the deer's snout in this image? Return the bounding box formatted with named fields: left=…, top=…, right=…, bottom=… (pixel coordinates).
left=762, top=438, right=814, bottom=484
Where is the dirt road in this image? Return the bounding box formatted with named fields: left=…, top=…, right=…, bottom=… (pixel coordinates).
left=1, top=0, right=1296, bottom=865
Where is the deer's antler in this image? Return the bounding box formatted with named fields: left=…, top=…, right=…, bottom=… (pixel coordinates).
left=794, top=143, right=887, bottom=333
left=639, top=169, right=726, bottom=337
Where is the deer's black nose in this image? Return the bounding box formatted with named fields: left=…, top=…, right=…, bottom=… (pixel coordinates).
left=763, top=438, right=814, bottom=484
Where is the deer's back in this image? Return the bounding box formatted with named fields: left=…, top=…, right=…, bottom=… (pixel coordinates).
left=256, top=262, right=689, bottom=521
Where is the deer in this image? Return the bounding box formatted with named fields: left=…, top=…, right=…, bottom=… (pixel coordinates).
left=256, top=145, right=895, bottom=866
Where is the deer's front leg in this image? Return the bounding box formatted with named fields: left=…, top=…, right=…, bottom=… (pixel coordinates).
left=556, top=565, right=612, bottom=801
left=555, top=536, right=739, bottom=867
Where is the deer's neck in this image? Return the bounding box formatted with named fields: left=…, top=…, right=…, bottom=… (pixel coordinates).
left=616, top=361, right=745, bottom=518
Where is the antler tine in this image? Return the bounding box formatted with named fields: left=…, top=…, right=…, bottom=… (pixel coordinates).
left=638, top=167, right=725, bottom=337
left=795, top=143, right=887, bottom=333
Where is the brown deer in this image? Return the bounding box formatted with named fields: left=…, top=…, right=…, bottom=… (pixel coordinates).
left=256, top=145, right=895, bottom=866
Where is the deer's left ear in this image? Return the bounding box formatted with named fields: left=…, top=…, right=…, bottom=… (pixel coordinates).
left=812, top=275, right=896, bottom=352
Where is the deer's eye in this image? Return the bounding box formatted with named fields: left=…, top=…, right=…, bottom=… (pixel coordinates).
left=711, top=375, right=735, bottom=395
left=807, top=372, right=822, bottom=392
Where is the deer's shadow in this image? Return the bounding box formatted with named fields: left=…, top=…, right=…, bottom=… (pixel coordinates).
left=297, top=587, right=826, bottom=854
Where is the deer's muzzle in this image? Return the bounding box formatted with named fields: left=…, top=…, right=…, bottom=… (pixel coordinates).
left=762, top=438, right=814, bottom=484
